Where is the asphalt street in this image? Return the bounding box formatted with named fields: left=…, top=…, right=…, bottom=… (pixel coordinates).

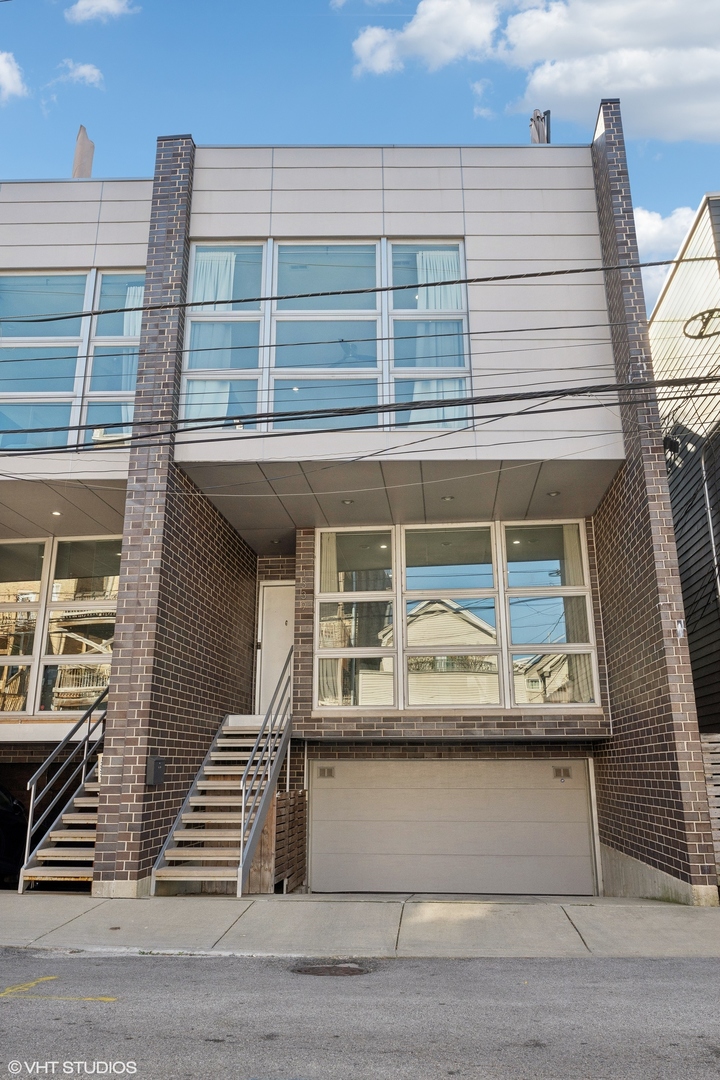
left=2, top=950, right=720, bottom=1079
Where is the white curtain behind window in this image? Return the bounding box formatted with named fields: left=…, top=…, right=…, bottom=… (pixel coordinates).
left=561, top=525, right=584, bottom=586
left=184, top=380, right=231, bottom=422
left=318, top=658, right=340, bottom=706
left=416, top=249, right=462, bottom=311
left=319, top=533, right=339, bottom=593
left=123, top=286, right=144, bottom=337
left=193, top=252, right=235, bottom=310
left=410, top=378, right=466, bottom=428
left=188, top=323, right=235, bottom=369
left=117, top=348, right=138, bottom=391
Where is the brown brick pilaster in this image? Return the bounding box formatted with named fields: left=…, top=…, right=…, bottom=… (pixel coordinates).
left=591, top=100, right=717, bottom=900
left=93, top=136, right=257, bottom=894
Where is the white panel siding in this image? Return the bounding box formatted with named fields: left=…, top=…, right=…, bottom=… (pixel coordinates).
left=189, top=213, right=272, bottom=238
left=0, top=179, right=151, bottom=269
left=462, top=166, right=595, bottom=190
left=272, top=168, right=383, bottom=191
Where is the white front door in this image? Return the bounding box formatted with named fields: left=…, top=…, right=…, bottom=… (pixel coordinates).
left=256, top=583, right=295, bottom=714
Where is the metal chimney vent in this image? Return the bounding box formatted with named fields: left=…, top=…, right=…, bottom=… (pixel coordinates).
left=72, top=125, right=95, bottom=178
left=530, top=110, right=551, bottom=144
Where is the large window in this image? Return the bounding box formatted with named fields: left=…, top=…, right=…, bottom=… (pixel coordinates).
left=0, top=537, right=120, bottom=714
left=181, top=241, right=469, bottom=432
left=0, top=272, right=145, bottom=450
left=314, top=523, right=598, bottom=711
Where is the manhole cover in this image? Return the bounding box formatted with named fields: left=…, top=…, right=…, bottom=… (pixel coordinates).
left=293, top=963, right=369, bottom=977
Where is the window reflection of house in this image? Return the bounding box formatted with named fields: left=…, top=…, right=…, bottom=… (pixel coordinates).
left=513, top=653, right=595, bottom=705
left=46, top=612, right=115, bottom=656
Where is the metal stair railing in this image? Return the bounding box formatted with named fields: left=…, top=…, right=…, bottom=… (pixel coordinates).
left=21, top=686, right=108, bottom=879
left=238, top=647, right=293, bottom=896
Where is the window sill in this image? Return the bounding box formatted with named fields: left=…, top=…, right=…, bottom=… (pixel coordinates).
left=310, top=707, right=606, bottom=717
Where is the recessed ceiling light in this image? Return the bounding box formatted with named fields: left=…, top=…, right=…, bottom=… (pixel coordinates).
left=441, top=496, right=454, bottom=502
left=547, top=491, right=560, bottom=497
left=512, top=540, right=521, bottom=545
left=441, top=542, right=452, bottom=547
left=51, top=511, right=62, bottom=517
left=342, top=499, right=354, bottom=505
left=379, top=544, right=388, bottom=549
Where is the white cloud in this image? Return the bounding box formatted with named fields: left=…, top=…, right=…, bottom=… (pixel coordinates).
left=58, top=60, right=104, bottom=88
left=353, top=0, right=499, bottom=74
left=0, top=51, right=28, bottom=104
left=519, top=47, right=720, bottom=141
left=330, top=0, right=348, bottom=8
left=634, top=205, right=696, bottom=310
left=471, top=78, right=493, bottom=118
left=65, top=0, right=139, bottom=24
left=633, top=206, right=695, bottom=258
left=351, top=0, right=720, bottom=140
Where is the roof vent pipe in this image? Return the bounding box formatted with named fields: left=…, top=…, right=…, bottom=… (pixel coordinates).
left=530, top=110, right=551, bottom=144
left=72, top=125, right=95, bottom=178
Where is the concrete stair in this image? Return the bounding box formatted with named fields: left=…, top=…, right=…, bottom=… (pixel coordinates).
left=153, top=716, right=277, bottom=893
left=20, top=779, right=100, bottom=887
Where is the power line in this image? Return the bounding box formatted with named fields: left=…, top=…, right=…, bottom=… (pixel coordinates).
left=0, top=371, right=715, bottom=442
left=1, top=256, right=716, bottom=328
left=0, top=388, right=712, bottom=460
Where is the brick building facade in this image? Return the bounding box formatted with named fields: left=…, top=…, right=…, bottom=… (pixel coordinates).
left=1, top=100, right=717, bottom=903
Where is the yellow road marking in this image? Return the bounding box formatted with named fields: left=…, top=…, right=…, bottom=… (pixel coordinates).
left=1, top=978, right=116, bottom=1002
left=20, top=995, right=117, bottom=1002
left=0, top=977, right=58, bottom=997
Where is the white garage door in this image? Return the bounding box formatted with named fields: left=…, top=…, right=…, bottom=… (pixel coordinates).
left=310, top=760, right=596, bottom=895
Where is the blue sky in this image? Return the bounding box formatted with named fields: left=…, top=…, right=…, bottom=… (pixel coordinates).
left=1, top=0, right=719, bottom=304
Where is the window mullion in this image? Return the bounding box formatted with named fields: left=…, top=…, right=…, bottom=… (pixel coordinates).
left=260, top=238, right=274, bottom=432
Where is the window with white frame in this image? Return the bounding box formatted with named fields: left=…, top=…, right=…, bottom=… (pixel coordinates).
left=314, top=523, right=598, bottom=710
left=181, top=241, right=470, bottom=431
left=0, top=272, right=145, bottom=449
left=0, top=537, right=121, bottom=714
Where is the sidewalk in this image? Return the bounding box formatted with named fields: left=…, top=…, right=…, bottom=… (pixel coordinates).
left=3, top=892, right=720, bottom=958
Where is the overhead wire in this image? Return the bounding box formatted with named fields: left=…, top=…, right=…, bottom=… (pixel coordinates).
left=1, top=255, right=718, bottom=329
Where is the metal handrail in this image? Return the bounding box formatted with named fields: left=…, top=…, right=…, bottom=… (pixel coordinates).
left=23, top=686, right=108, bottom=866
left=238, top=648, right=293, bottom=895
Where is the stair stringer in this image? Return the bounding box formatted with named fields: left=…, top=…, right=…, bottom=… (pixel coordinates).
left=238, top=719, right=292, bottom=896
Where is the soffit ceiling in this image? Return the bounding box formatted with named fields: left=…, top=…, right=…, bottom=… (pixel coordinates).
left=182, top=458, right=622, bottom=555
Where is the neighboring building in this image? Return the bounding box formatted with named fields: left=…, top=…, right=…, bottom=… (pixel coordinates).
left=649, top=195, right=720, bottom=734
left=1, top=100, right=717, bottom=903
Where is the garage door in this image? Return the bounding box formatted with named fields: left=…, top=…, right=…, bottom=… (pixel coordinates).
left=310, top=760, right=596, bottom=894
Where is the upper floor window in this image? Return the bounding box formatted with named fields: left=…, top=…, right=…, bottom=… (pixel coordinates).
left=276, top=245, right=377, bottom=310
left=0, top=271, right=145, bottom=450
left=191, top=246, right=263, bottom=311
left=391, top=244, right=463, bottom=311
left=181, top=240, right=469, bottom=433
left=0, top=275, right=87, bottom=337
left=95, top=274, right=146, bottom=336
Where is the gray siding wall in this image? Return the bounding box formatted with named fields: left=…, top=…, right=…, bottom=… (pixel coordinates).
left=0, top=180, right=152, bottom=268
